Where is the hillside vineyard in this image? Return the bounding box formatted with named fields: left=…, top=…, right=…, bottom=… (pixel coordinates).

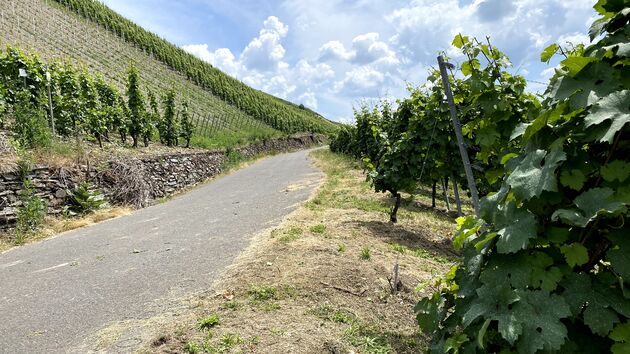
left=0, top=0, right=337, bottom=137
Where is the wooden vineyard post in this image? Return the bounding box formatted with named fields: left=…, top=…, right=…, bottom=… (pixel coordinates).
left=45, top=64, right=55, bottom=135
left=451, top=173, right=463, bottom=216
left=437, top=55, right=480, bottom=216
left=441, top=178, right=451, bottom=212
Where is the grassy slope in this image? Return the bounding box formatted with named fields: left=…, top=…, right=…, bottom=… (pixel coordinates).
left=0, top=0, right=278, bottom=140
left=140, top=150, right=458, bottom=354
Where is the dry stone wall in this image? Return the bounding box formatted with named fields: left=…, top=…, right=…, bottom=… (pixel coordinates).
left=0, top=134, right=323, bottom=228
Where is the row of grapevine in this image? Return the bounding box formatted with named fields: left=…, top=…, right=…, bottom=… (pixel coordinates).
left=49, top=0, right=339, bottom=135
left=332, top=36, right=539, bottom=221
left=331, top=0, right=629, bottom=352
left=0, top=0, right=276, bottom=137
left=1, top=45, right=195, bottom=149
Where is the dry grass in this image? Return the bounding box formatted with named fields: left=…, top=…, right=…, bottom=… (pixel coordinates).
left=141, top=150, right=458, bottom=354
left=0, top=207, right=131, bottom=253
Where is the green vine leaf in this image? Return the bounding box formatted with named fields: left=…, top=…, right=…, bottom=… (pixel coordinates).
left=495, top=202, right=537, bottom=253
left=552, top=187, right=625, bottom=227
left=507, top=148, right=566, bottom=200
left=560, top=169, right=587, bottom=190
left=513, top=290, right=571, bottom=354
left=541, top=44, right=559, bottom=63
left=444, top=332, right=469, bottom=353
left=462, top=284, right=522, bottom=344
left=611, top=321, right=630, bottom=354
left=561, top=56, right=598, bottom=77
left=602, top=160, right=630, bottom=182
left=607, top=229, right=630, bottom=280
left=415, top=295, right=444, bottom=334
left=452, top=34, right=470, bottom=49
left=453, top=216, right=483, bottom=251
left=585, top=90, right=630, bottom=144
left=529, top=252, right=563, bottom=291
left=560, top=243, right=590, bottom=267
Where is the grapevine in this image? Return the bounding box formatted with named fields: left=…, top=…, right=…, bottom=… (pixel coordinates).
left=416, top=2, right=630, bottom=352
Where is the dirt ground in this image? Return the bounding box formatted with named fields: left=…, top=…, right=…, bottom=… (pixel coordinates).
left=141, top=150, right=458, bottom=354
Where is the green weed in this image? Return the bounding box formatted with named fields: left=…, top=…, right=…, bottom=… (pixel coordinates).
left=220, top=333, right=243, bottom=348
left=310, top=224, right=326, bottom=234
left=197, top=314, right=220, bottom=330
left=183, top=341, right=200, bottom=354
left=248, top=285, right=276, bottom=302
left=278, top=226, right=303, bottom=243
left=15, top=179, right=47, bottom=244
left=224, top=300, right=240, bottom=311
left=360, top=247, right=371, bottom=261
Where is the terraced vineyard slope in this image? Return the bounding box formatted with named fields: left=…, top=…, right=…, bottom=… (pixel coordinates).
left=0, top=0, right=337, bottom=141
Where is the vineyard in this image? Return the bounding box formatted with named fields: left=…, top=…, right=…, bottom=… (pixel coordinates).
left=331, top=0, right=629, bottom=352
left=0, top=0, right=337, bottom=145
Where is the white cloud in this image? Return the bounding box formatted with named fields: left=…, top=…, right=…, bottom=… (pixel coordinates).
left=319, top=40, right=355, bottom=61
left=294, top=60, right=335, bottom=86
left=298, top=91, right=318, bottom=109
left=557, top=32, right=591, bottom=47
left=319, top=32, right=399, bottom=67
left=182, top=44, right=243, bottom=78
left=334, top=66, right=386, bottom=95
left=240, top=16, right=289, bottom=72
left=182, top=0, right=597, bottom=121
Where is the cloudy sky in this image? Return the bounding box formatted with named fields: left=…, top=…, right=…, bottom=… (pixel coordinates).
left=101, top=0, right=597, bottom=122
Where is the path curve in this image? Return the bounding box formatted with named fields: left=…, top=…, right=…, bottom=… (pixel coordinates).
left=0, top=148, right=322, bottom=353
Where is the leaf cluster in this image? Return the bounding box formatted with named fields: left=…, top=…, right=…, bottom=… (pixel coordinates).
left=418, top=2, right=630, bottom=352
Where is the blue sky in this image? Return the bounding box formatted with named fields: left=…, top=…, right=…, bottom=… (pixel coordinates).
left=101, top=0, right=597, bottom=122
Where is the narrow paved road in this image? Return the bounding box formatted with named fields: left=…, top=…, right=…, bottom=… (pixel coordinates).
left=0, top=149, right=322, bottom=354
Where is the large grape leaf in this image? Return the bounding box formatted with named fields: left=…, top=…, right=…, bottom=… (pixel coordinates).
left=560, top=169, right=587, bottom=190
left=602, top=160, right=630, bottom=182
left=549, top=61, right=620, bottom=107
left=552, top=187, right=626, bottom=227
left=561, top=57, right=597, bottom=77
left=479, top=253, right=530, bottom=289
left=529, top=252, right=563, bottom=291
left=561, top=273, right=630, bottom=336
left=513, top=290, right=571, bottom=354
left=607, top=229, right=630, bottom=280
left=560, top=243, right=590, bottom=267
left=415, top=294, right=445, bottom=333
left=463, top=284, right=522, bottom=345
left=494, top=201, right=537, bottom=253
left=611, top=322, right=630, bottom=354
left=507, top=147, right=566, bottom=200
left=479, top=251, right=562, bottom=292
left=584, top=90, right=630, bottom=143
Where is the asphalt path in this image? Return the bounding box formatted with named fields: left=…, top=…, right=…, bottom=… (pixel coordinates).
left=0, top=148, right=322, bottom=353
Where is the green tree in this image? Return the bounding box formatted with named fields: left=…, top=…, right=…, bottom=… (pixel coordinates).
left=179, top=101, right=194, bottom=148
left=126, top=62, right=146, bottom=147
left=94, top=75, right=121, bottom=143
left=80, top=71, right=106, bottom=147
left=162, top=89, right=178, bottom=147
left=147, top=90, right=163, bottom=144
left=53, top=63, right=82, bottom=136
left=117, top=96, right=129, bottom=144
left=12, top=90, right=50, bottom=149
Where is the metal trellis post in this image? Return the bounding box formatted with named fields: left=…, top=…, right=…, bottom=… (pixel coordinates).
left=437, top=55, right=480, bottom=216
